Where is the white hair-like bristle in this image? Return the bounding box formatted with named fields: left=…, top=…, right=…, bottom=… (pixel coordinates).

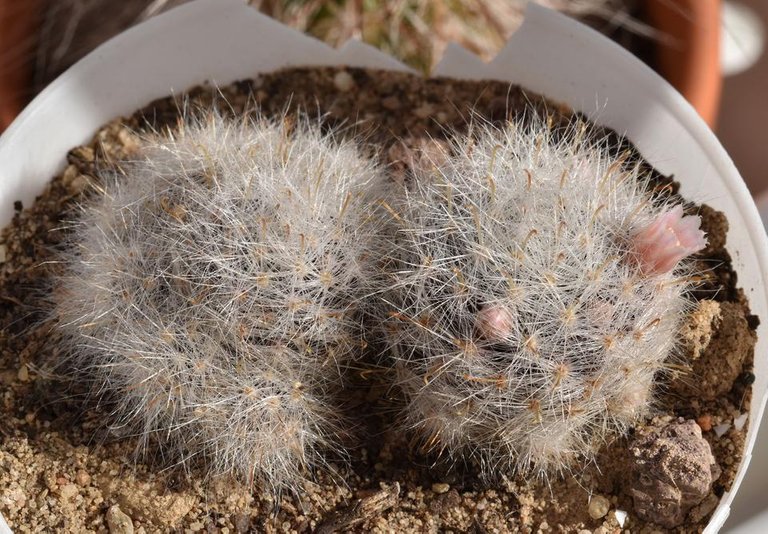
left=52, top=111, right=384, bottom=493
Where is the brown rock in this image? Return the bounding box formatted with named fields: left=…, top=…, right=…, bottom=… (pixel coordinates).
left=588, top=495, right=610, bottom=519
left=431, top=482, right=450, bottom=494
left=75, top=469, right=91, bottom=486
left=69, top=174, right=91, bottom=194
left=61, top=164, right=80, bottom=186
left=688, top=493, right=720, bottom=523
left=58, top=483, right=79, bottom=501
left=16, top=364, right=28, bottom=382
left=672, top=301, right=755, bottom=399
left=696, top=415, right=713, bottom=432
left=627, top=419, right=721, bottom=528
left=98, top=475, right=195, bottom=526
left=679, top=300, right=721, bottom=361
left=430, top=489, right=461, bottom=514
left=316, top=482, right=399, bottom=534
left=106, top=504, right=134, bottom=534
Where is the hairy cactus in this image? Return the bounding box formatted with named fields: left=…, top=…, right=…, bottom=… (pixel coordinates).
left=374, top=117, right=706, bottom=479
left=52, top=112, right=383, bottom=491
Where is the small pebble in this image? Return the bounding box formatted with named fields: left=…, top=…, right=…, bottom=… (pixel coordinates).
left=588, top=495, right=610, bottom=519
left=62, top=164, right=79, bottom=185
left=0, top=243, right=6, bottom=263
left=106, top=504, right=134, bottom=534
left=431, top=482, right=450, bottom=494
left=70, top=145, right=95, bottom=163
left=69, top=174, right=90, bottom=194
left=117, top=129, right=140, bottom=152
left=614, top=509, right=628, bottom=527
left=17, top=364, right=29, bottom=382
left=734, top=412, right=749, bottom=431
left=75, top=470, right=91, bottom=486
left=59, top=483, right=78, bottom=500
left=714, top=423, right=732, bottom=437
left=8, top=487, right=26, bottom=508
left=333, top=70, right=355, bottom=92
left=696, top=414, right=712, bottom=432
left=688, top=493, right=720, bottom=522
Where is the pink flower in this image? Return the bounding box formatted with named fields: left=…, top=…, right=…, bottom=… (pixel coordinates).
left=476, top=305, right=514, bottom=341
left=632, top=206, right=707, bottom=275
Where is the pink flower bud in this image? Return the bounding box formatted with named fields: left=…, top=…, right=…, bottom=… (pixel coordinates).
left=632, top=206, right=707, bottom=275
left=476, top=305, right=514, bottom=341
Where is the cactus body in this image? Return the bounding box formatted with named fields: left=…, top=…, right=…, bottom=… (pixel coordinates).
left=375, top=118, right=706, bottom=478
left=53, top=113, right=383, bottom=491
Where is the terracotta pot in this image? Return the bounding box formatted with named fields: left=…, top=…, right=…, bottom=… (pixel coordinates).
left=0, top=0, right=40, bottom=131
left=645, top=0, right=722, bottom=128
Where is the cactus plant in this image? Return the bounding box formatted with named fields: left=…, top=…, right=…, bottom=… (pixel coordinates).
left=52, top=112, right=383, bottom=492
left=374, top=116, right=707, bottom=479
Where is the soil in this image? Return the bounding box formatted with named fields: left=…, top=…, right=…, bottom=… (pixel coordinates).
left=0, top=67, right=758, bottom=533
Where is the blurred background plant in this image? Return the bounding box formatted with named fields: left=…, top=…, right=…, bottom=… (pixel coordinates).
left=33, top=0, right=638, bottom=82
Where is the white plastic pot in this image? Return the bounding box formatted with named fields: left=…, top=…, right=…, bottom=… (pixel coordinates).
left=0, top=1, right=765, bottom=531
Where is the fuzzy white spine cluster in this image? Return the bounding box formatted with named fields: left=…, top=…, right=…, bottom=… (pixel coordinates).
left=53, top=113, right=383, bottom=492
left=374, top=118, right=705, bottom=479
